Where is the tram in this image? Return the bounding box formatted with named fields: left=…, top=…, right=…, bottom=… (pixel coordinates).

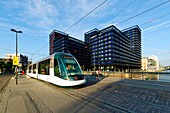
left=27, top=52, right=86, bottom=86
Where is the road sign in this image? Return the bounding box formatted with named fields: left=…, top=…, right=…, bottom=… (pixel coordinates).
left=13, top=56, right=18, bottom=65
left=18, top=63, right=22, bottom=67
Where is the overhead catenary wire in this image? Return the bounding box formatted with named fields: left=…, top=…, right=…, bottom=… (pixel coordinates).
left=64, top=0, right=108, bottom=32
left=30, top=43, right=49, bottom=58
left=116, top=0, right=170, bottom=25
left=0, top=48, right=13, bottom=52
left=31, top=0, right=108, bottom=58
left=140, top=13, right=170, bottom=25
left=0, top=48, right=47, bottom=56
left=30, top=0, right=170, bottom=59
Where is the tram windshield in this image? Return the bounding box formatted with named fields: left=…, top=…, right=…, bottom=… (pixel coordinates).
left=62, top=55, right=82, bottom=76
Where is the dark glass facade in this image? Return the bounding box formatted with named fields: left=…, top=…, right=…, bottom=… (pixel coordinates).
left=122, top=25, right=141, bottom=67
left=49, top=30, right=90, bottom=70
left=85, top=25, right=141, bottom=71
left=19, top=54, right=28, bottom=73
left=84, top=28, right=99, bottom=44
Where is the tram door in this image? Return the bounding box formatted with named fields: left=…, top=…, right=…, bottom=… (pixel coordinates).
left=38, top=59, right=51, bottom=82
left=53, top=58, right=66, bottom=77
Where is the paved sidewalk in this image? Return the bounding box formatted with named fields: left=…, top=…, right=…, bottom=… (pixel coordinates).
left=74, top=77, right=170, bottom=113
left=1, top=75, right=170, bottom=113
left=0, top=75, right=107, bottom=113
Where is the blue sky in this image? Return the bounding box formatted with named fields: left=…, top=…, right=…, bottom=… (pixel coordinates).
left=0, top=0, right=170, bottom=66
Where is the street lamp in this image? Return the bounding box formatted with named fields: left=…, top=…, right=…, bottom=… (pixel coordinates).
left=10, top=29, right=22, bottom=85
left=93, top=49, right=96, bottom=71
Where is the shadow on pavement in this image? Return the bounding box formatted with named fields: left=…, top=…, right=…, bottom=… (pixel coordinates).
left=83, top=75, right=105, bottom=87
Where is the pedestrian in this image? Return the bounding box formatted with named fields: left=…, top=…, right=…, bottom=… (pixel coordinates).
left=22, top=70, right=24, bottom=75
left=96, top=70, right=101, bottom=80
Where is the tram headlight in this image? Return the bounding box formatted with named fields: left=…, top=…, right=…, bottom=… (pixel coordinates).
left=66, top=75, right=84, bottom=81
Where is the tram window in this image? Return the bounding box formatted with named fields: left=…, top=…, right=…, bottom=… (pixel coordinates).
left=54, top=59, right=60, bottom=76
left=29, top=66, right=32, bottom=73
left=58, top=59, right=66, bottom=77
left=33, top=64, right=36, bottom=74
left=38, top=59, right=50, bottom=75
left=63, top=58, right=82, bottom=75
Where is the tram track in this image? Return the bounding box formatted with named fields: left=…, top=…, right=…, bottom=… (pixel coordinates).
left=38, top=79, right=130, bottom=113
left=69, top=86, right=170, bottom=112
left=50, top=80, right=170, bottom=112
left=0, top=75, right=12, bottom=93
left=62, top=88, right=131, bottom=113
left=30, top=76, right=170, bottom=113
left=0, top=74, right=13, bottom=105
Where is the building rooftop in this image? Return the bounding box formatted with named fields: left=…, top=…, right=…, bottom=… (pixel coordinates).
left=84, top=28, right=99, bottom=35
left=49, top=30, right=68, bottom=36
left=121, top=25, right=141, bottom=32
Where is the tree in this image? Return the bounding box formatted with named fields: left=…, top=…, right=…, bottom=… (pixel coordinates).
left=0, top=60, right=5, bottom=73
left=0, top=59, right=13, bottom=73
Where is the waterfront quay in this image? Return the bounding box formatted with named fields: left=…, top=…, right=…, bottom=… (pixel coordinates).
left=0, top=74, right=170, bottom=113
left=84, top=71, right=170, bottom=82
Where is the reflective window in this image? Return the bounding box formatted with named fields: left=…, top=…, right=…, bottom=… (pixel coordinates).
left=54, top=58, right=60, bottom=77
left=38, top=59, right=50, bottom=75
left=58, top=59, right=66, bottom=77
left=33, top=64, right=36, bottom=74
left=29, top=65, right=32, bottom=73
left=63, top=57, right=82, bottom=76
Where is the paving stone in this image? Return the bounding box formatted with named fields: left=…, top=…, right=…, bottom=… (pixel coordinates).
left=160, top=109, right=168, bottom=113
left=73, top=77, right=170, bottom=113
left=153, top=107, right=161, bottom=113
left=162, top=100, right=168, bottom=106
left=146, top=106, right=155, bottom=113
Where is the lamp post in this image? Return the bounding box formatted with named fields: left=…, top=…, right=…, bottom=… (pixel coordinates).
left=93, top=49, right=96, bottom=71
left=10, top=29, right=22, bottom=85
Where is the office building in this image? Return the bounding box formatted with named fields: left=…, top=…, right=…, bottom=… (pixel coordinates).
left=85, top=25, right=141, bottom=71
left=141, top=55, right=160, bottom=71
left=0, top=53, right=28, bottom=73
left=141, top=57, right=148, bottom=71
left=6, top=53, right=20, bottom=60
left=19, top=54, right=28, bottom=73
left=6, top=53, right=28, bottom=72
left=49, top=30, right=90, bottom=70
left=122, top=25, right=141, bottom=66
left=148, top=55, right=159, bottom=71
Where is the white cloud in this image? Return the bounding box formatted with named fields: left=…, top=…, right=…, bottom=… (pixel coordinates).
left=0, top=23, right=10, bottom=29
left=143, top=20, right=170, bottom=32
left=0, top=0, right=61, bottom=33
left=20, top=0, right=59, bottom=29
